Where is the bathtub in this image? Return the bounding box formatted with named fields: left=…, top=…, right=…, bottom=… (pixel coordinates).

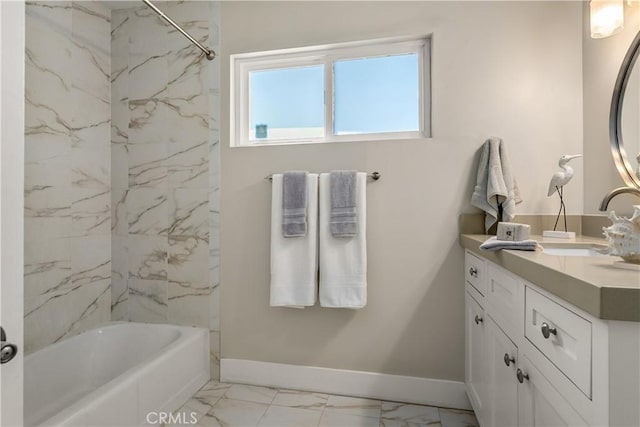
left=24, top=322, right=209, bottom=426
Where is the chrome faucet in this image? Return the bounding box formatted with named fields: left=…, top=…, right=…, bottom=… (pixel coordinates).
left=599, top=187, right=640, bottom=211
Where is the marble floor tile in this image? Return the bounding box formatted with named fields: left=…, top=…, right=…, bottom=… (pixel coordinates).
left=257, top=405, right=323, bottom=426
left=175, top=396, right=216, bottom=424
left=271, top=389, right=329, bottom=411
left=324, top=395, right=381, bottom=419
left=438, top=409, right=479, bottom=427
left=223, top=384, right=278, bottom=405
left=197, top=398, right=269, bottom=426
left=194, top=381, right=232, bottom=405
left=164, top=421, right=197, bottom=427
left=380, top=420, right=442, bottom=427
left=318, top=411, right=379, bottom=427
left=380, top=402, right=440, bottom=425
left=182, top=381, right=477, bottom=427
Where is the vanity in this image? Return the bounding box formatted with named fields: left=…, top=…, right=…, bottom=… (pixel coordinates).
left=460, top=235, right=640, bottom=427
left=459, top=19, right=640, bottom=427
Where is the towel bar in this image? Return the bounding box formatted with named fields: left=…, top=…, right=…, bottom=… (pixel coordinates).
left=265, top=172, right=381, bottom=182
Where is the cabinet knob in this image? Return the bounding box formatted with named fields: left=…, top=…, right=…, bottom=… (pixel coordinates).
left=516, top=368, right=529, bottom=384
left=0, top=327, right=18, bottom=365
left=503, top=353, right=515, bottom=367
left=474, top=315, right=483, bottom=325
left=469, top=267, right=478, bottom=277
left=541, top=322, right=557, bottom=339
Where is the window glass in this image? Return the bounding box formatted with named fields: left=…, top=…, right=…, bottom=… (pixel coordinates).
left=249, top=65, right=325, bottom=140
left=333, top=53, right=419, bottom=135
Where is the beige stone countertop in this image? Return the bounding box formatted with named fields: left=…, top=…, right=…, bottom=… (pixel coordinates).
left=460, top=234, right=640, bottom=322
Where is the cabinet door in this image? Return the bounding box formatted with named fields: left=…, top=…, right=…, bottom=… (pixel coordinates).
left=486, top=316, right=518, bottom=427
left=517, top=356, right=587, bottom=427
left=465, top=291, right=487, bottom=424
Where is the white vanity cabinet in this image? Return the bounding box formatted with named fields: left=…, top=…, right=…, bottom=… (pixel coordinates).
left=465, top=287, right=486, bottom=423
left=485, top=315, right=518, bottom=427
left=517, top=355, right=586, bottom=427
left=464, top=250, right=640, bottom=427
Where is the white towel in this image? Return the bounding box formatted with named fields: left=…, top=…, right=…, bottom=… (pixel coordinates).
left=471, top=137, right=522, bottom=232
left=479, top=236, right=540, bottom=252
left=270, top=173, right=318, bottom=308
left=319, top=172, right=367, bottom=309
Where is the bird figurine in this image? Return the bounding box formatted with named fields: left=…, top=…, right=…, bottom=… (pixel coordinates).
left=547, top=154, right=582, bottom=232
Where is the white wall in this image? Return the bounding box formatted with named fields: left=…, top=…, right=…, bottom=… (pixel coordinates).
left=220, top=1, right=584, bottom=381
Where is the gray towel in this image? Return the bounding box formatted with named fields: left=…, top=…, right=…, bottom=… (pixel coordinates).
left=479, top=236, right=540, bottom=251
left=330, top=170, right=358, bottom=237
left=283, top=171, right=308, bottom=237
left=471, top=137, right=522, bottom=233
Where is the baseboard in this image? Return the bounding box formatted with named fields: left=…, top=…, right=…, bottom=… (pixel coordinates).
left=221, top=358, right=471, bottom=410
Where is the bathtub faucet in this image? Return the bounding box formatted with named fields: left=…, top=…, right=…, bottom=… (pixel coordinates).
left=599, top=187, right=640, bottom=212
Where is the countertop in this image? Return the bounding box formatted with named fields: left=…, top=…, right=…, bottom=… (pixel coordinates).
left=460, top=234, right=640, bottom=322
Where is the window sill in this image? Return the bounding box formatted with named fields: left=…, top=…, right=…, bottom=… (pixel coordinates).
left=231, top=134, right=431, bottom=148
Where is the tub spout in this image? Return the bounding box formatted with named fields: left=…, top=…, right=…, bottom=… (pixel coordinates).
left=599, top=187, right=640, bottom=211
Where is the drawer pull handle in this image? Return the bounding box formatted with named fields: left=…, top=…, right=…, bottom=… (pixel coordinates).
left=503, top=353, right=515, bottom=367
left=541, top=322, right=557, bottom=339
left=474, top=315, right=483, bottom=325
left=516, top=369, right=529, bottom=383
left=469, top=267, right=478, bottom=277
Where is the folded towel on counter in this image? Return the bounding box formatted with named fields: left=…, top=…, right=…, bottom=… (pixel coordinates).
left=270, top=173, right=319, bottom=308
left=319, top=172, right=367, bottom=309
left=471, top=137, right=522, bottom=233
left=330, top=170, right=358, bottom=237
left=480, top=236, right=541, bottom=252
left=282, top=171, right=308, bottom=237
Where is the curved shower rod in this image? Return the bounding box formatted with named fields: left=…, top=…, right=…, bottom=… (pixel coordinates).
left=142, top=0, right=215, bottom=61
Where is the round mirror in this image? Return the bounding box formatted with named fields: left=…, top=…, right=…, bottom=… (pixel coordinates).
left=611, top=30, right=640, bottom=189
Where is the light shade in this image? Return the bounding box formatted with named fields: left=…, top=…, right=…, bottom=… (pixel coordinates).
left=590, top=0, right=624, bottom=39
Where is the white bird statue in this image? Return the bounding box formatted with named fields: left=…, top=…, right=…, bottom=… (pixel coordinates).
left=547, top=154, right=582, bottom=232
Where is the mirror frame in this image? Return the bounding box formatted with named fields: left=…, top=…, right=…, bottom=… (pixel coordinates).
left=611, top=30, right=640, bottom=189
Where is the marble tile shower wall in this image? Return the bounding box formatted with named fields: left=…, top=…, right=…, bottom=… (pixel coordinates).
left=110, top=2, right=220, bottom=378
left=24, top=1, right=112, bottom=354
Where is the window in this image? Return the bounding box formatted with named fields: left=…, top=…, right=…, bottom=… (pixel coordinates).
left=231, top=36, right=431, bottom=147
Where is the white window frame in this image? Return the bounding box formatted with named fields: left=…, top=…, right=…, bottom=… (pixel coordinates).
left=230, top=35, right=431, bottom=147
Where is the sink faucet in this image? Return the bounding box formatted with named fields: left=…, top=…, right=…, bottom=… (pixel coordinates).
left=599, top=187, right=640, bottom=211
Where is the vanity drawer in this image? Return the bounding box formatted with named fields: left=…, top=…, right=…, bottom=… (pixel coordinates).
left=486, top=263, right=522, bottom=340
left=525, top=286, right=592, bottom=398
left=465, top=251, right=486, bottom=296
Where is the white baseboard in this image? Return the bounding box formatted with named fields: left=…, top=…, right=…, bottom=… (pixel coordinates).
left=221, top=359, right=471, bottom=410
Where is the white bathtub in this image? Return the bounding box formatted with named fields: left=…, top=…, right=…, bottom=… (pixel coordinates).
left=24, top=322, right=209, bottom=426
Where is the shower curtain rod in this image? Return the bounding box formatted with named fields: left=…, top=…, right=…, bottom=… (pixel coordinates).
left=142, top=0, right=215, bottom=61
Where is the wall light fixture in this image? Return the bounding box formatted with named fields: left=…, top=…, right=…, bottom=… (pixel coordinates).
left=590, top=0, right=625, bottom=38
